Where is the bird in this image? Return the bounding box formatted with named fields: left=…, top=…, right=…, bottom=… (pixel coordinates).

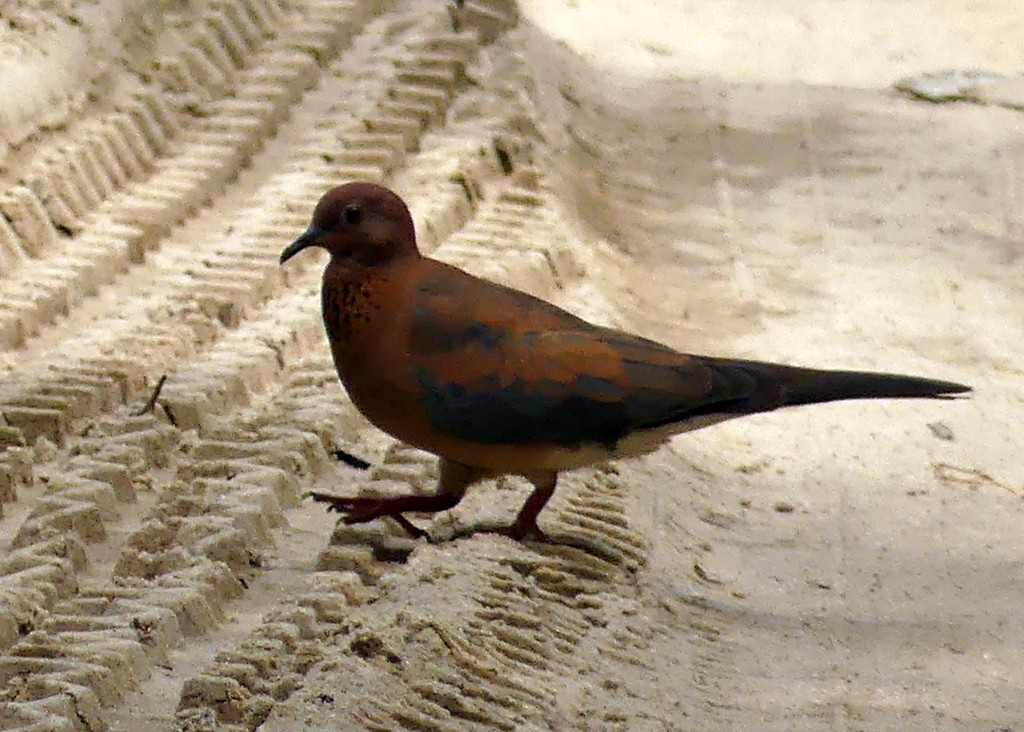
left=279, top=182, right=970, bottom=542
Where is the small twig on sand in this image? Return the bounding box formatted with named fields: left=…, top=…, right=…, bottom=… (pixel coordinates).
left=334, top=448, right=371, bottom=470
left=135, top=374, right=168, bottom=416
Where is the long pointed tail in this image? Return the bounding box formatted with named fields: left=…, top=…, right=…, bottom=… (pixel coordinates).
left=699, top=356, right=971, bottom=414
left=779, top=366, right=969, bottom=406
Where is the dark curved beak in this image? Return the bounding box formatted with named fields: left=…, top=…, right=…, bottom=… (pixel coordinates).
left=279, top=226, right=326, bottom=264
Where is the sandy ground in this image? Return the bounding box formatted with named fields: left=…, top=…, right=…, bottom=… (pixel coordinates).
left=0, top=0, right=1022, bottom=730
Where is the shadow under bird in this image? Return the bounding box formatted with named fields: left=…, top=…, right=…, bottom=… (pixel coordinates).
left=279, top=182, right=970, bottom=541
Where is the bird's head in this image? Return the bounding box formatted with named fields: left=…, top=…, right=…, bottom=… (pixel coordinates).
left=279, top=182, right=419, bottom=268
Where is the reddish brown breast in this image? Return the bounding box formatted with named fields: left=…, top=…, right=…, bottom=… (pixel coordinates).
left=320, top=257, right=424, bottom=430
left=322, top=263, right=372, bottom=340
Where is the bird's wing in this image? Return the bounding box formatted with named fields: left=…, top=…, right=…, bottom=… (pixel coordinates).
left=412, top=326, right=765, bottom=447
left=407, top=267, right=760, bottom=447
left=404, top=265, right=970, bottom=449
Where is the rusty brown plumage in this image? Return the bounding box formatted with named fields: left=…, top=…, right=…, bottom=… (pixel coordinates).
left=279, top=182, right=970, bottom=541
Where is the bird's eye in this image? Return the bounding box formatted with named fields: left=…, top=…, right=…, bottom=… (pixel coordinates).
left=342, top=204, right=362, bottom=225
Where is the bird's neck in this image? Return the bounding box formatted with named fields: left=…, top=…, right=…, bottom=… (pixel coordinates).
left=320, top=255, right=421, bottom=379
left=321, top=262, right=378, bottom=350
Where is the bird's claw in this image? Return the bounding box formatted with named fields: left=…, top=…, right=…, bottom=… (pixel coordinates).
left=493, top=520, right=549, bottom=543
left=307, top=492, right=549, bottom=543
left=307, top=491, right=377, bottom=518
left=307, top=491, right=427, bottom=538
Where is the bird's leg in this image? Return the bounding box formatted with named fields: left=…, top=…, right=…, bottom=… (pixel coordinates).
left=500, top=471, right=558, bottom=541
left=308, top=458, right=478, bottom=538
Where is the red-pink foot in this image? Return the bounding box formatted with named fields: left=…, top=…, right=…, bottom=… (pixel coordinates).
left=494, top=519, right=549, bottom=542
left=307, top=490, right=470, bottom=539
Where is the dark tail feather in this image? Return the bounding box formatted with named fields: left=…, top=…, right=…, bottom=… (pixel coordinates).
left=775, top=366, right=971, bottom=407
left=701, top=357, right=971, bottom=414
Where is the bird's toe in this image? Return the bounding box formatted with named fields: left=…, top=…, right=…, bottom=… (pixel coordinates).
left=309, top=493, right=427, bottom=539
left=307, top=491, right=355, bottom=513
left=495, top=520, right=550, bottom=543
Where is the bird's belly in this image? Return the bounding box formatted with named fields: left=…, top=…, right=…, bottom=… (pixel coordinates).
left=362, top=397, right=607, bottom=471
left=415, top=436, right=618, bottom=473
left=337, top=334, right=730, bottom=473
left=340, top=371, right=608, bottom=471
left=344, top=384, right=683, bottom=474
left=417, top=426, right=683, bottom=473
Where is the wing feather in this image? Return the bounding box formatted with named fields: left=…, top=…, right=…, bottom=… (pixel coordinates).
left=407, top=267, right=754, bottom=447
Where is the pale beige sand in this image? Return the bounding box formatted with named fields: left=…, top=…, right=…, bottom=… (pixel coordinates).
left=0, top=1, right=1021, bottom=731
left=520, top=0, right=1024, bottom=87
